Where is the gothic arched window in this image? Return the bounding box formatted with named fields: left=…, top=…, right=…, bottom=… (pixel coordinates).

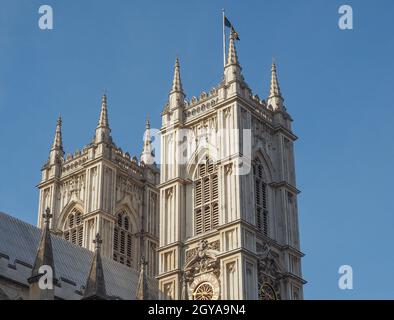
left=254, top=159, right=268, bottom=236
left=194, top=157, right=219, bottom=235
left=113, top=211, right=134, bottom=268
left=63, top=208, right=84, bottom=247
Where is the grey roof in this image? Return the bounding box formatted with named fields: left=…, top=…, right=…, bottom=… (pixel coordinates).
left=0, top=212, right=158, bottom=300
left=0, top=287, right=10, bottom=300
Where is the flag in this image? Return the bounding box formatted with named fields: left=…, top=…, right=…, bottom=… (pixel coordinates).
left=224, top=16, right=240, bottom=40
left=231, top=26, right=240, bottom=40
left=224, top=16, right=232, bottom=28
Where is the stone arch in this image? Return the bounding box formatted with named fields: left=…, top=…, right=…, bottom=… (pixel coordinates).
left=112, top=203, right=139, bottom=268
left=254, top=148, right=275, bottom=183
left=113, top=202, right=139, bottom=232
left=57, top=200, right=84, bottom=231
left=186, top=146, right=215, bottom=180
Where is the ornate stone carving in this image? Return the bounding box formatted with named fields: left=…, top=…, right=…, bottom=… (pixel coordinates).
left=257, top=242, right=282, bottom=300
left=224, top=107, right=232, bottom=118
left=225, top=163, right=233, bottom=175
left=184, top=240, right=220, bottom=280
left=188, top=273, right=220, bottom=300
left=185, top=240, right=219, bottom=265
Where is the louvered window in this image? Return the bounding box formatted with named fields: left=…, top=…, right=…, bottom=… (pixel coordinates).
left=113, top=211, right=134, bottom=268
left=63, top=208, right=84, bottom=247
left=254, top=160, right=269, bottom=236
left=194, top=158, right=219, bottom=235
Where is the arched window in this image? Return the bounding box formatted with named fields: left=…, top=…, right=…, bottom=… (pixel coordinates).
left=254, top=159, right=268, bottom=236
left=113, top=211, right=134, bottom=268
left=194, top=157, right=219, bottom=235
left=63, top=208, right=84, bottom=247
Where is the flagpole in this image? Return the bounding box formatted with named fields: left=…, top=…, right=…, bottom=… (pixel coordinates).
left=222, top=8, right=226, bottom=68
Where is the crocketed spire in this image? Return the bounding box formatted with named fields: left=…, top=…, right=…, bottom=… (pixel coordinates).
left=136, top=256, right=149, bottom=300
left=98, top=94, right=109, bottom=128
left=269, top=60, right=282, bottom=99
left=170, top=57, right=183, bottom=93
left=140, top=116, right=154, bottom=165
left=52, top=116, right=63, bottom=152
left=267, top=60, right=284, bottom=111
left=28, top=208, right=56, bottom=300
left=83, top=233, right=107, bottom=300
left=226, top=29, right=239, bottom=66
left=94, top=93, right=112, bottom=143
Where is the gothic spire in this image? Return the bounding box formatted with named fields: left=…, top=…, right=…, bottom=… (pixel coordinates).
left=140, top=116, right=154, bottom=165
left=52, top=116, right=63, bottom=152
left=170, top=57, right=183, bottom=94
left=28, top=208, right=55, bottom=300
left=83, top=233, right=107, bottom=300
left=224, top=29, right=243, bottom=84
left=226, top=29, right=239, bottom=66
left=166, top=58, right=185, bottom=121
left=98, top=93, right=109, bottom=128
left=267, top=60, right=284, bottom=110
left=94, top=93, right=111, bottom=144
left=136, top=256, right=149, bottom=300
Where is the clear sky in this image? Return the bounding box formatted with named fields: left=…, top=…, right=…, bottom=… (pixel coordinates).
left=0, top=0, right=393, bottom=299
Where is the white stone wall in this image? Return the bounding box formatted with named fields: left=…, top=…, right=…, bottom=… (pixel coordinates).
left=158, top=59, right=304, bottom=300
left=38, top=138, right=160, bottom=277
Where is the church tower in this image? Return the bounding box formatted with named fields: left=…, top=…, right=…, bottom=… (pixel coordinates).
left=157, top=31, right=305, bottom=299
left=37, top=94, right=160, bottom=277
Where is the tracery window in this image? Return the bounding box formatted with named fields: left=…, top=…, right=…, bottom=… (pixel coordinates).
left=254, top=159, right=268, bottom=236
left=113, top=211, right=134, bottom=268
left=194, top=158, right=219, bottom=235
left=64, top=208, right=84, bottom=247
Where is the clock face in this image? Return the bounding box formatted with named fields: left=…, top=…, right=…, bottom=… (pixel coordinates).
left=193, top=282, right=214, bottom=300
left=260, top=283, right=277, bottom=300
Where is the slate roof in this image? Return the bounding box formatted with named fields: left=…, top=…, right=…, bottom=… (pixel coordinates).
left=0, top=211, right=158, bottom=300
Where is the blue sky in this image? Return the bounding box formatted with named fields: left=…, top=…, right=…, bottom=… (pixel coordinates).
left=0, top=0, right=393, bottom=299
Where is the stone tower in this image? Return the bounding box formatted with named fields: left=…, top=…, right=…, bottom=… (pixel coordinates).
left=157, top=31, right=305, bottom=299
left=37, top=94, right=159, bottom=277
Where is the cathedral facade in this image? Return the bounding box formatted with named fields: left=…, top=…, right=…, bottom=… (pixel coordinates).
left=0, top=28, right=304, bottom=300
left=157, top=31, right=305, bottom=300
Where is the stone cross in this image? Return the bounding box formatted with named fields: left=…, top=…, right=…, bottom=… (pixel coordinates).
left=93, top=233, right=102, bottom=251
left=42, top=207, right=53, bottom=227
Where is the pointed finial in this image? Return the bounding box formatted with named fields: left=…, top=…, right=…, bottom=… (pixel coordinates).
left=136, top=256, right=149, bottom=300
left=145, top=115, right=150, bottom=130
left=93, top=233, right=102, bottom=251
left=227, top=28, right=239, bottom=66
left=269, top=59, right=282, bottom=98
left=52, top=116, right=63, bottom=151
left=42, top=207, right=53, bottom=229
left=171, top=57, right=183, bottom=93
left=29, top=206, right=56, bottom=299
left=267, top=59, right=284, bottom=110
left=98, top=93, right=109, bottom=128
left=82, top=232, right=107, bottom=300
left=141, top=117, right=154, bottom=165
